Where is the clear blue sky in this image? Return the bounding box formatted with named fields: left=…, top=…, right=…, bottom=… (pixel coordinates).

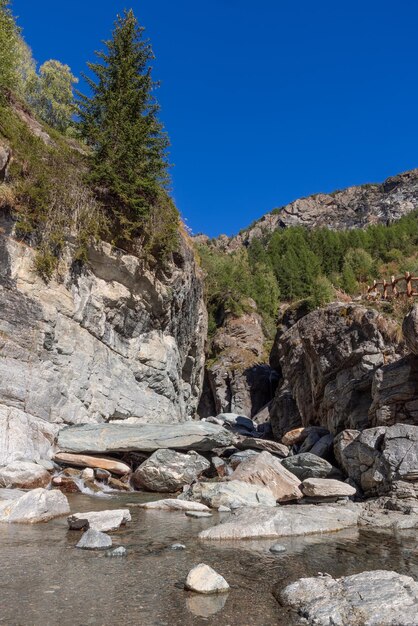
left=13, top=0, right=418, bottom=237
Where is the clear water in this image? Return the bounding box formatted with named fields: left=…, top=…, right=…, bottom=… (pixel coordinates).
left=1, top=493, right=417, bottom=626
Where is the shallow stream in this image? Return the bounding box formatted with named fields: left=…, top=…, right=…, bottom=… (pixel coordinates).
left=1, top=493, right=417, bottom=625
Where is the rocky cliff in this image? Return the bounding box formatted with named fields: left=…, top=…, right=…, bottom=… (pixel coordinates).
left=202, top=168, right=418, bottom=251
left=0, top=214, right=207, bottom=464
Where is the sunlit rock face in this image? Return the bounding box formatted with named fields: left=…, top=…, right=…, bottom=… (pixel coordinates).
left=0, top=217, right=207, bottom=461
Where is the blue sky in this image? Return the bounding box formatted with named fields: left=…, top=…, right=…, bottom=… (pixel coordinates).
left=13, top=0, right=418, bottom=237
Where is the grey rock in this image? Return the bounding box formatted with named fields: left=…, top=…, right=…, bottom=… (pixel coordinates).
left=185, top=563, right=229, bottom=594
left=217, top=505, right=231, bottom=512
left=334, top=424, right=418, bottom=496
left=0, top=461, right=51, bottom=489
left=270, top=383, right=302, bottom=442
left=105, top=546, right=127, bottom=557
left=132, top=449, right=210, bottom=493
left=279, top=569, right=418, bottom=625
left=269, top=543, right=286, bottom=554
left=282, top=453, right=341, bottom=481
left=228, top=451, right=302, bottom=502
left=138, top=499, right=210, bottom=512
left=369, top=354, right=418, bottom=427
left=0, top=488, right=70, bottom=524
left=76, top=528, right=112, bottom=550
left=68, top=509, right=131, bottom=532
left=0, top=229, right=207, bottom=463
left=170, top=543, right=186, bottom=550
left=199, top=504, right=359, bottom=540
left=0, top=143, right=11, bottom=182
left=208, top=413, right=257, bottom=436
left=182, top=480, right=277, bottom=509
left=185, top=511, right=213, bottom=518
left=309, top=433, right=334, bottom=458
left=235, top=437, right=289, bottom=458
left=58, top=422, right=234, bottom=455
left=301, top=478, right=356, bottom=498
left=229, top=449, right=260, bottom=469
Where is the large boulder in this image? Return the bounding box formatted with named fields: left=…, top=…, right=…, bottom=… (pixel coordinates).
left=68, top=509, right=131, bottom=532
left=181, top=480, right=277, bottom=509
left=0, top=461, right=50, bottom=489
left=53, top=452, right=130, bottom=476
left=57, top=422, right=234, bottom=454
left=301, top=478, right=356, bottom=499
left=279, top=570, right=418, bottom=626
left=369, top=354, right=418, bottom=427
left=132, top=449, right=210, bottom=492
left=334, top=424, right=418, bottom=496
left=228, top=451, right=302, bottom=502
left=271, top=304, right=402, bottom=435
left=0, top=227, right=207, bottom=462
left=199, top=504, right=359, bottom=540
left=282, top=453, right=341, bottom=481
left=0, top=488, right=70, bottom=523
left=402, top=304, right=418, bottom=355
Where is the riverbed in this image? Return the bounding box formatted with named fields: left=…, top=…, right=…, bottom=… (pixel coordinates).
left=1, top=493, right=417, bottom=625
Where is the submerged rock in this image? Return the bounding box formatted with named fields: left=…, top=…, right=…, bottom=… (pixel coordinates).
left=76, top=528, right=112, bottom=550
left=269, top=543, right=286, bottom=554
left=185, top=511, right=213, bottom=519
left=228, top=451, right=302, bottom=502
left=279, top=570, right=418, bottom=625
left=0, top=488, right=70, bottom=524
left=105, top=546, right=127, bottom=557
left=68, top=509, right=131, bottom=532
left=199, top=505, right=359, bottom=540
left=182, top=480, right=277, bottom=509
left=185, top=563, right=229, bottom=594
left=170, top=543, right=186, bottom=550
left=132, top=449, right=210, bottom=493
left=0, top=461, right=51, bottom=489
left=58, top=422, right=234, bottom=455
left=138, top=499, right=210, bottom=512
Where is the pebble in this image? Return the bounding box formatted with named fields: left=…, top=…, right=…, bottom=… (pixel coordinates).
left=269, top=543, right=286, bottom=554
left=105, top=546, right=127, bottom=558
left=170, top=543, right=186, bottom=550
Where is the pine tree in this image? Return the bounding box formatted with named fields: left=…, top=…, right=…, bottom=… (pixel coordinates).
left=0, top=0, right=19, bottom=96
left=78, top=9, right=170, bottom=237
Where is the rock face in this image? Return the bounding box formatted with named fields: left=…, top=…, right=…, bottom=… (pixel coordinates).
left=0, top=224, right=207, bottom=463
left=132, top=449, right=210, bottom=492
left=214, top=168, right=418, bottom=252
left=198, top=301, right=279, bottom=418
left=199, top=504, right=359, bottom=540
left=58, top=422, right=234, bottom=454
left=183, top=480, right=277, bottom=509
left=270, top=304, right=402, bottom=436
left=0, top=488, right=70, bottom=523
left=228, top=451, right=302, bottom=502
left=0, top=461, right=50, bottom=489
left=402, top=304, right=418, bottom=355
left=334, top=424, right=418, bottom=496
left=279, top=570, right=418, bottom=626
left=185, top=564, right=229, bottom=594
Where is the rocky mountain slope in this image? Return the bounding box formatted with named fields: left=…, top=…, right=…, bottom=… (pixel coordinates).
left=202, top=168, right=418, bottom=250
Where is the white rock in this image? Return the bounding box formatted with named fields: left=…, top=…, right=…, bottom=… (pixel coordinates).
left=185, top=511, right=213, bottom=518
left=0, top=488, right=70, bottom=524
left=138, top=499, right=210, bottom=512
left=182, top=480, right=277, bottom=509
left=68, top=509, right=131, bottom=532
left=185, top=564, right=229, bottom=594
left=0, top=406, right=58, bottom=465
left=0, top=461, right=51, bottom=489
left=76, top=528, right=112, bottom=550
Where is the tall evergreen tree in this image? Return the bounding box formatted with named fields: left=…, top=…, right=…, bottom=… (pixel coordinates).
left=78, top=9, right=170, bottom=235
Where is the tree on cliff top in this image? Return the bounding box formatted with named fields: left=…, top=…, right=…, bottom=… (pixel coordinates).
left=78, top=9, right=170, bottom=239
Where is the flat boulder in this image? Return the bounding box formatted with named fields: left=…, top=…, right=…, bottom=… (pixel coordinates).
left=57, top=422, right=234, bottom=454
left=0, top=488, right=70, bottom=524
left=235, top=438, right=289, bottom=458
left=132, top=449, right=210, bottom=492
left=302, top=478, right=356, bottom=499
left=54, top=452, right=130, bottom=476
left=185, top=564, right=229, bottom=594
left=228, top=451, right=302, bottom=502
left=200, top=504, right=359, bottom=540
left=0, top=461, right=51, bottom=489
left=282, top=453, right=341, bottom=481
left=68, top=509, right=131, bottom=532
left=137, top=499, right=210, bottom=512
left=182, top=480, right=277, bottom=509
left=279, top=570, right=418, bottom=625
